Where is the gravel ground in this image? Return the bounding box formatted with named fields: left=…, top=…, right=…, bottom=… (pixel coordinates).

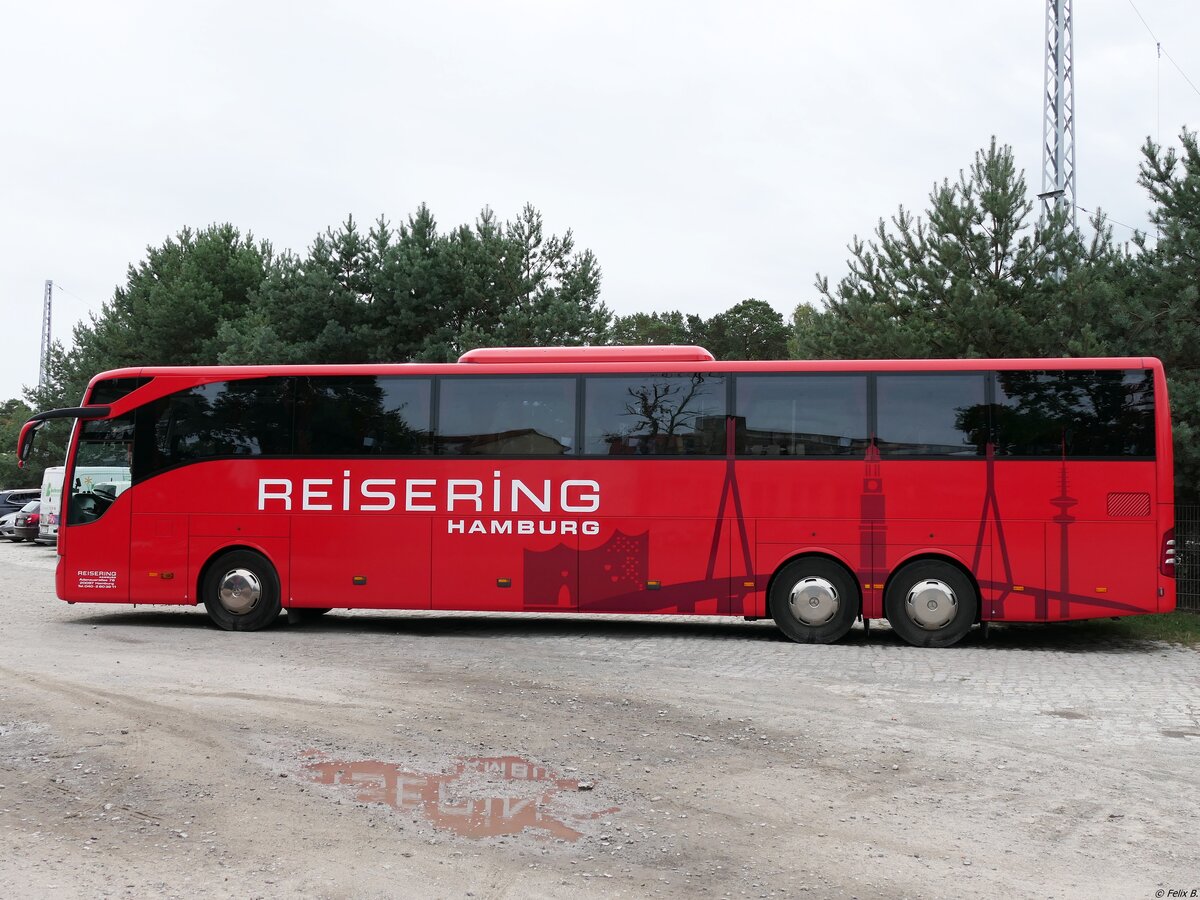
left=1, top=538, right=1198, bottom=899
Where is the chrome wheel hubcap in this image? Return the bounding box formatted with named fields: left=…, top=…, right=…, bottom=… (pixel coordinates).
left=218, top=568, right=262, bottom=615
left=905, top=579, right=957, bottom=630
left=788, top=576, right=839, bottom=626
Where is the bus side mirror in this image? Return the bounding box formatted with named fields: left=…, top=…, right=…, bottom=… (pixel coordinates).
left=16, top=405, right=112, bottom=468
left=16, top=420, right=40, bottom=468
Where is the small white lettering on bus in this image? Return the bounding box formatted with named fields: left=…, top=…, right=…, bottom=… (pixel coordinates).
left=441, top=520, right=595, bottom=535
left=446, top=519, right=599, bottom=535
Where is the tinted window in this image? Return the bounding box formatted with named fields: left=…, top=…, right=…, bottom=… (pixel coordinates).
left=876, top=374, right=988, bottom=456
left=994, top=369, right=1155, bottom=457
left=296, top=376, right=432, bottom=455
left=437, top=377, right=576, bottom=456
left=87, top=377, right=150, bottom=406
left=142, top=378, right=294, bottom=476
left=584, top=373, right=726, bottom=456
left=77, top=413, right=135, bottom=467
left=736, top=374, right=868, bottom=456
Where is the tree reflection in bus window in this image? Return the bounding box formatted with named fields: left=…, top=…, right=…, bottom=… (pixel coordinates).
left=584, top=374, right=726, bottom=456
left=992, top=369, right=1154, bottom=457
left=145, top=378, right=295, bottom=477
left=297, top=376, right=432, bottom=455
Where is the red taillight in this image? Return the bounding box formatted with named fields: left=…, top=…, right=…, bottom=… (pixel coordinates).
left=1161, top=528, right=1176, bottom=578
left=28, top=514, right=39, bottom=526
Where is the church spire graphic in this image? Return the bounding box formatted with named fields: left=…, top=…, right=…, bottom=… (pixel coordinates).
left=859, top=440, right=886, bottom=610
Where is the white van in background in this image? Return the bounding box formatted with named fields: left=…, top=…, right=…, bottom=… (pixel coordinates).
left=38, top=465, right=131, bottom=544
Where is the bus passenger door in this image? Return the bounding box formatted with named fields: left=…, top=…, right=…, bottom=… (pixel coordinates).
left=60, top=489, right=133, bottom=604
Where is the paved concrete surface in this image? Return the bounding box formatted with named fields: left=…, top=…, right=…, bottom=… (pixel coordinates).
left=0, top=538, right=1198, bottom=898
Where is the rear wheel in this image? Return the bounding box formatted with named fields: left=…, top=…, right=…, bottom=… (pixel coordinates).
left=884, top=560, right=977, bottom=648
left=202, top=550, right=281, bottom=632
left=769, top=557, right=859, bottom=644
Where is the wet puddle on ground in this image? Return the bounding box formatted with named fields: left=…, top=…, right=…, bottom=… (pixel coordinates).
left=300, top=750, right=619, bottom=841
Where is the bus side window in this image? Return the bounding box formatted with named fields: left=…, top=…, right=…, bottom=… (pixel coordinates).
left=875, top=374, right=987, bottom=457
left=734, top=374, right=867, bottom=458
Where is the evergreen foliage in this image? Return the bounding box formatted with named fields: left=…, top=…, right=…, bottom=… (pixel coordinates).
left=794, top=139, right=1114, bottom=360
left=1126, top=130, right=1200, bottom=497
left=610, top=300, right=787, bottom=361
left=0, top=398, right=41, bottom=488
left=609, top=311, right=704, bottom=347
left=794, top=131, right=1200, bottom=501
left=8, top=133, right=1200, bottom=504
left=27, top=206, right=609, bottom=418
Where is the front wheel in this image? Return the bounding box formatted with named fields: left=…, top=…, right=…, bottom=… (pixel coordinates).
left=202, top=550, right=282, bottom=632
left=769, top=557, right=859, bottom=644
left=884, top=560, right=977, bottom=648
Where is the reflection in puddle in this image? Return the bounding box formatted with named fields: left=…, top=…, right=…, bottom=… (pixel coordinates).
left=300, top=751, right=618, bottom=841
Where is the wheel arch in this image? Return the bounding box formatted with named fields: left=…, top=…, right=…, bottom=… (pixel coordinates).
left=883, top=552, right=983, bottom=624
left=196, top=543, right=282, bottom=608
left=766, top=550, right=864, bottom=619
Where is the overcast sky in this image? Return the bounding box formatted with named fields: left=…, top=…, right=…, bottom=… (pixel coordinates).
left=3, top=0, right=1198, bottom=403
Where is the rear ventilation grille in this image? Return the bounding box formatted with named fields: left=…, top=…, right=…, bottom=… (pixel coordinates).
left=1107, top=492, right=1151, bottom=517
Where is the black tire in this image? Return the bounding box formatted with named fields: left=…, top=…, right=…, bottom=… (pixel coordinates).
left=7, top=536, right=24, bottom=543
left=769, top=557, right=859, bottom=644
left=201, top=550, right=282, bottom=632
left=884, top=559, right=977, bottom=648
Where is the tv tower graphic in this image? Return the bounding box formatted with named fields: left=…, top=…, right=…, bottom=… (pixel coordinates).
left=859, top=441, right=886, bottom=608
left=1049, top=442, right=1077, bottom=619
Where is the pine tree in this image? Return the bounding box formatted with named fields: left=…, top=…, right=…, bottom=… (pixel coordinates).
left=795, top=139, right=1095, bottom=360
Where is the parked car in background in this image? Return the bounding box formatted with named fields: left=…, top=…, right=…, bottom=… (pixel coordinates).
left=0, top=510, right=20, bottom=542
left=13, top=501, right=41, bottom=542
left=0, top=488, right=39, bottom=517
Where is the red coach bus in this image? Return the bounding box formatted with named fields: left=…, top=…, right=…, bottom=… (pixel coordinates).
left=17, top=346, right=1175, bottom=647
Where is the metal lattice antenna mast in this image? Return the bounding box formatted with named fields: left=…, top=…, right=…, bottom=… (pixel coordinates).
left=1041, top=0, right=1077, bottom=227
left=39, top=280, right=52, bottom=389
